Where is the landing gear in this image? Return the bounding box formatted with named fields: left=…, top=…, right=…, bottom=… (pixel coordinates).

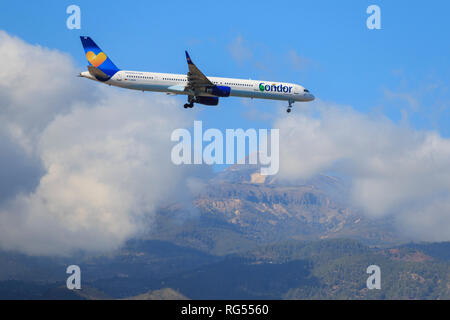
left=287, top=100, right=294, bottom=113
left=184, top=96, right=195, bottom=109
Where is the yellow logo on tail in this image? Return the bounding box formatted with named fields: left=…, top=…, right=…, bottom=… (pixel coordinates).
left=86, top=51, right=107, bottom=67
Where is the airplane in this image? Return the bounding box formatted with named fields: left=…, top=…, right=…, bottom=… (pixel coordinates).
left=79, top=36, right=315, bottom=113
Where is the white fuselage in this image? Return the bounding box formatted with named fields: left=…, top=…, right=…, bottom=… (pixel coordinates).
left=80, top=70, right=315, bottom=103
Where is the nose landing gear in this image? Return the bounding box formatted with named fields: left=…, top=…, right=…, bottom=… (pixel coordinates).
left=287, top=100, right=294, bottom=113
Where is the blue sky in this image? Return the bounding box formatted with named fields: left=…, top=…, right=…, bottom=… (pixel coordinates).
left=1, top=0, right=449, bottom=135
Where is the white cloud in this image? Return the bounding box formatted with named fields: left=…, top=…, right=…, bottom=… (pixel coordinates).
left=0, top=31, right=96, bottom=153
left=384, top=89, right=420, bottom=111
left=1, top=30, right=448, bottom=255
left=0, top=31, right=207, bottom=256
left=287, top=50, right=311, bottom=72
left=228, top=35, right=253, bottom=63
left=275, top=101, right=450, bottom=241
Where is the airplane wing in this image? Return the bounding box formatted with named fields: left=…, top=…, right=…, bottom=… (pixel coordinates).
left=185, top=51, right=214, bottom=93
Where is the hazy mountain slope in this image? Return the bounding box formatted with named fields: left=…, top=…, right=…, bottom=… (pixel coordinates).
left=156, top=239, right=450, bottom=300
left=123, top=288, right=188, bottom=300
left=0, top=239, right=448, bottom=300
left=0, top=167, right=444, bottom=300
left=0, top=240, right=218, bottom=299
left=149, top=166, right=405, bottom=256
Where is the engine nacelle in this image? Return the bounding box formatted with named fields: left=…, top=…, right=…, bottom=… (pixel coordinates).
left=206, top=85, right=231, bottom=97
left=195, top=96, right=219, bottom=106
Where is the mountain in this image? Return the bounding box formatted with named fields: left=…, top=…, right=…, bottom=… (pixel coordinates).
left=0, top=165, right=447, bottom=300
left=401, top=242, right=450, bottom=262
left=123, top=288, right=188, bottom=300
left=149, top=165, right=404, bottom=255
left=0, top=240, right=218, bottom=299
left=154, top=239, right=450, bottom=300
left=0, top=239, right=448, bottom=300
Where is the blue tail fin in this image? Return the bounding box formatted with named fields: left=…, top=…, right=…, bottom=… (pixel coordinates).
left=80, top=36, right=120, bottom=77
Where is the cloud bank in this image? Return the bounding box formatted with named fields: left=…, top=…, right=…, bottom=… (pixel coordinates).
left=228, top=35, right=253, bottom=64
left=0, top=31, right=204, bottom=256
left=0, top=31, right=448, bottom=256
left=275, top=102, right=450, bottom=241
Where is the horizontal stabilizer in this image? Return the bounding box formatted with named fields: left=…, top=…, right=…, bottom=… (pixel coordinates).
left=88, top=66, right=110, bottom=82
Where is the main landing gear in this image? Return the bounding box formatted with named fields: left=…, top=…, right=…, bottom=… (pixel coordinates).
left=184, top=96, right=195, bottom=109
left=287, top=100, right=294, bottom=113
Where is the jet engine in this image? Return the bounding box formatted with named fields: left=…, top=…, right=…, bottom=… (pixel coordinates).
left=195, top=96, right=219, bottom=106
left=205, top=86, right=231, bottom=97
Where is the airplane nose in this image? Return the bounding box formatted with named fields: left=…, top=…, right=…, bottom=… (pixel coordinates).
left=305, top=93, right=315, bottom=101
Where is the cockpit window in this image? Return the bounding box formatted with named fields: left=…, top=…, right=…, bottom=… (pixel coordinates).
left=304, top=89, right=310, bottom=93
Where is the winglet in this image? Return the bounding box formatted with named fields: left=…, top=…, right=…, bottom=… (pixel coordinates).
left=185, top=51, right=194, bottom=65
